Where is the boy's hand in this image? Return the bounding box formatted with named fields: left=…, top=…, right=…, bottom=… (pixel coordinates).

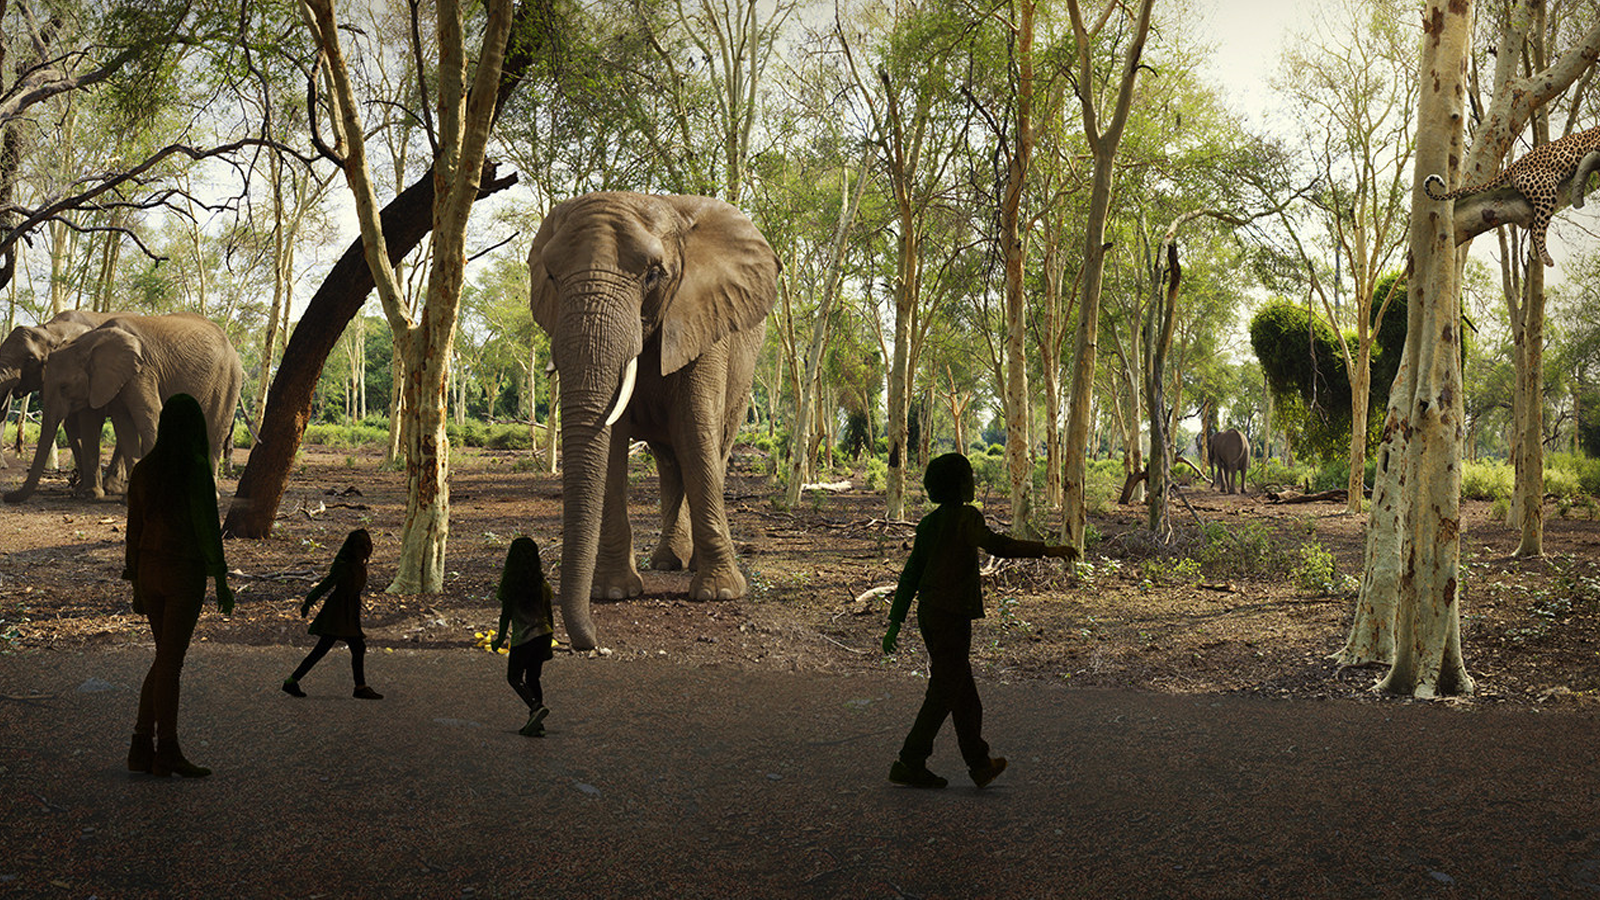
left=216, top=580, right=235, bottom=616
left=882, top=621, right=901, bottom=655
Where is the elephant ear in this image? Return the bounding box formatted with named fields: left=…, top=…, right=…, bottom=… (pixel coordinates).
left=526, top=200, right=572, bottom=336
left=87, top=327, right=143, bottom=410
left=659, top=196, right=779, bottom=376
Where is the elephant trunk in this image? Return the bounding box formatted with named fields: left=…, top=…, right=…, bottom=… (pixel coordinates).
left=552, top=282, right=644, bottom=650
left=4, top=402, right=62, bottom=503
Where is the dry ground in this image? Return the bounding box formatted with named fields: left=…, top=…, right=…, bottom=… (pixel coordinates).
left=3, top=443, right=1599, bottom=708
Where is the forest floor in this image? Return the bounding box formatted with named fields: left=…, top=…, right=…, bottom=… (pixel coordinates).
left=3, top=442, right=1599, bottom=708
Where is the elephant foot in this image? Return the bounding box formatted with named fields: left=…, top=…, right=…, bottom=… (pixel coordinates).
left=690, top=565, right=746, bottom=601
left=591, top=569, right=644, bottom=601
left=648, top=541, right=692, bottom=572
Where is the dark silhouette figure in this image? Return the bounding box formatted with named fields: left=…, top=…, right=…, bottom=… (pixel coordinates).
left=491, top=536, right=556, bottom=736
left=883, top=452, right=1071, bottom=789
left=123, top=393, right=234, bottom=778
left=282, top=529, right=381, bottom=700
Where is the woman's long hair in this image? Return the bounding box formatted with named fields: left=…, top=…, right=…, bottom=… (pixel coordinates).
left=497, top=536, right=544, bottom=604
left=137, top=394, right=225, bottom=573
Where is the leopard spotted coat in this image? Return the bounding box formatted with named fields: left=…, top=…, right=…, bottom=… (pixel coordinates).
left=1423, top=124, right=1600, bottom=267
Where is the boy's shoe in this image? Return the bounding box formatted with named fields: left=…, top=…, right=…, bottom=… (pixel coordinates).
left=281, top=679, right=306, bottom=698
left=970, top=757, right=1008, bottom=788
left=519, top=706, right=549, bottom=737
left=353, top=685, right=383, bottom=700
left=888, top=760, right=948, bottom=789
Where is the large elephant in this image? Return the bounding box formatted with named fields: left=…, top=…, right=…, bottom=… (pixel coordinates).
left=527, top=192, right=779, bottom=650
left=1209, top=428, right=1250, bottom=495
left=4, top=312, right=242, bottom=504
left=0, top=309, right=115, bottom=471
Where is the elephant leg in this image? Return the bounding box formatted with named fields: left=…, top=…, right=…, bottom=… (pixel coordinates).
left=69, top=411, right=106, bottom=499
left=648, top=441, right=693, bottom=571
left=675, top=382, right=745, bottom=603
left=591, top=427, right=643, bottom=601
left=102, top=408, right=142, bottom=496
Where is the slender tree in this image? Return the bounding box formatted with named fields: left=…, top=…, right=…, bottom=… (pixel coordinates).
left=1058, top=0, right=1155, bottom=560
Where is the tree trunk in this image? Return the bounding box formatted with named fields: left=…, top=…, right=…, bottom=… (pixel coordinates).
left=1374, top=0, right=1474, bottom=698
left=1060, top=0, right=1154, bottom=558
left=224, top=0, right=544, bottom=538
left=1512, top=256, right=1545, bottom=557
left=1001, top=0, right=1037, bottom=537
left=786, top=145, right=870, bottom=509
left=223, top=163, right=515, bottom=537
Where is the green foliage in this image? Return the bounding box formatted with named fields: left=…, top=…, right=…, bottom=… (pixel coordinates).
left=303, top=422, right=388, bottom=449
left=864, top=455, right=888, bottom=491
left=1249, top=300, right=1352, bottom=461
left=1290, top=542, right=1356, bottom=594
left=1460, top=461, right=1513, bottom=501
left=1194, top=520, right=1292, bottom=579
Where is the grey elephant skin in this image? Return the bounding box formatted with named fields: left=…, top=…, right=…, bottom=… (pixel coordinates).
left=4, top=312, right=243, bottom=504
left=1209, top=428, right=1250, bottom=495
left=528, top=192, right=780, bottom=650
left=0, top=309, right=116, bottom=472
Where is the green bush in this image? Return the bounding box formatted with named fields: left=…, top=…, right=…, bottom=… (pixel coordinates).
left=1460, top=461, right=1513, bottom=501
left=864, top=455, right=888, bottom=491
left=1195, top=520, right=1291, bottom=579
left=304, top=422, right=388, bottom=448
left=1247, top=457, right=1311, bottom=491
left=1290, top=541, right=1355, bottom=594
left=483, top=424, right=533, bottom=451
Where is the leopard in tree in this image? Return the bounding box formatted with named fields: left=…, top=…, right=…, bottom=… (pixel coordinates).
left=1423, top=123, right=1600, bottom=267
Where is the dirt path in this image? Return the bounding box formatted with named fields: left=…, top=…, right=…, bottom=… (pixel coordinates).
left=2, top=644, right=1597, bottom=899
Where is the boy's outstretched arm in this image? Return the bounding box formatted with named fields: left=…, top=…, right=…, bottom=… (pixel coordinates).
left=883, top=532, right=927, bottom=655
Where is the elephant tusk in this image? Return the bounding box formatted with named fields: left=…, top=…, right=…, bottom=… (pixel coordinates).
left=603, top=356, right=638, bottom=428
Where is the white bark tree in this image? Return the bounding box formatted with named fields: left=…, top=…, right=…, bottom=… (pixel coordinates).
left=302, top=0, right=513, bottom=594
left=1059, top=0, right=1156, bottom=560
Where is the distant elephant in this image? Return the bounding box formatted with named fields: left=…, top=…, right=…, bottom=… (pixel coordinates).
left=1209, top=428, right=1250, bottom=495
left=0, top=309, right=116, bottom=472
left=528, top=192, right=779, bottom=650
left=4, top=312, right=242, bottom=504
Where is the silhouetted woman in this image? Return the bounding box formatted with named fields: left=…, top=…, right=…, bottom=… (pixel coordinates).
left=123, top=393, right=234, bottom=778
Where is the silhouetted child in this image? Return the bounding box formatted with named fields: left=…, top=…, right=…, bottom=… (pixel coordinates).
left=283, top=528, right=381, bottom=700
left=490, top=536, right=555, bottom=736
left=124, top=394, right=235, bottom=778
left=883, top=452, right=1071, bottom=788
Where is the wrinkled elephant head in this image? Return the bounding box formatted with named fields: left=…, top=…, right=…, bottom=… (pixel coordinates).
left=527, top=192, right=778, bottom=649
left=5, top=325, right=142, bottom=503
left=0, top=310, right=111, bottom=427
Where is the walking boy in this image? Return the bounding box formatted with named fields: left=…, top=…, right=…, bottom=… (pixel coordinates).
left=883, top=452, right=1072, bottom=788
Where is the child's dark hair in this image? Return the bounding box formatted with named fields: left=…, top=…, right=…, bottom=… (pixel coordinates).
left=498, top=536, right=544, bottom=602
left=337, top=528, right=374, bottom=562
left=924, top=453, right=975, bottom=505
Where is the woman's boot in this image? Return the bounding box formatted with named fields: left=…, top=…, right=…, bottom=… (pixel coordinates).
left=127, top=732, right=154, bottom=773
left=152, top=741, right=212, bottom=778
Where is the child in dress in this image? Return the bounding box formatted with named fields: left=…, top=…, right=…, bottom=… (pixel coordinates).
left=282, top=528, right=382, bottom=699
left=490, top=536, right=555, bottom=736
left=882, top=452, right=1072, bottom=788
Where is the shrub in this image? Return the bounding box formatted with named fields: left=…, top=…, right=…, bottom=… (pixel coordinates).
left=1290, top=541, right=1355, bottom=594
left=864, top=455, right=887, bottom=491
left=1195, top=520, right=1291, bottom=579
left=1460, top=461, right=1512, bottom=501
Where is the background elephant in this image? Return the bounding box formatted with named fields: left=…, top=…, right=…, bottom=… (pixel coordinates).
left=528, top=192, right=779, bottom=650
left=0, top=309, right=115, bottom=471
left=1209, top=428, right=1250, bottom=494
left=4, top=312, right=242, bottom=504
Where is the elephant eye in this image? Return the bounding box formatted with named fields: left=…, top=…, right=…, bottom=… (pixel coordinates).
left=643, top=264, right=664, bottom=288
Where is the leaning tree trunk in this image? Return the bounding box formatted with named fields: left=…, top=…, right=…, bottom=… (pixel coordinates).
left=223, top=164, right=515, bottom=537
left=223, top=0, right=547, bottom=537
left=1375, top=0, right=1475, bottom=698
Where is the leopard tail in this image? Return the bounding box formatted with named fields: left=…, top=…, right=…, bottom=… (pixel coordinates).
left=1423, top=168, right=1512, bottom=201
